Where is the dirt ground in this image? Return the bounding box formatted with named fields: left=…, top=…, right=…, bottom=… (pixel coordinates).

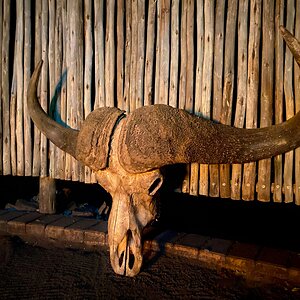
left=0, top=235, right=299, bottom=300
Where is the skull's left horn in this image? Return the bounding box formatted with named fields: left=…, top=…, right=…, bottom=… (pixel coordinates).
left=117, top=26, right=300, bottom=174
left=27, top=61, right=125, bottom=170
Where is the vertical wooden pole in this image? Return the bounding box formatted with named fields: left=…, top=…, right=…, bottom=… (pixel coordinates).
left=0, top=0, right=3, bottom=175
left=283, top=0, right=295, bottom=203
left=257, top=0, right=274, bottom=201
left=39, top=177, right=56, bottom=214
left=231, top=0, right=249, bottom=200
left=2, top=0, right=11, bottom=175
left=242, top=0, right=261, bottom=201
left=273, top=0, right=284, bottom=203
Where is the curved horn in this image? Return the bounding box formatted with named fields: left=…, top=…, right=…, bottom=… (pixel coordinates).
left=27, top=60, right=79, bottom=157
left=28, top=61, right=125, bottom=170
left=118, top=26, right=300, bottom=173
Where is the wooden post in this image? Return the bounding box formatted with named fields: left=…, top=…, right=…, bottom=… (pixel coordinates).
left=39, top=177, right=56, bottom=214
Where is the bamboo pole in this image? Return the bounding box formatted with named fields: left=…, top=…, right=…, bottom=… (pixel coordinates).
left=136, top=0, right=145, bottom=109
left=116, top=0, right=124, bottom=109
left=23, top=0, right=32, bottom=176
left=49, top=0, right=56, bottom=179
left=0, top=0, right=2, bottom=174
left=158, top=0, right=170, bottom=106
left=32, top=0, right=42, bottom=176
left=144, top=0, right=156, bottom=107
left=105, top=0, right=115, bottom=107
left=295, top=0, right=300, bottom=205
left=94, top=0, right=105, bottom=109
left=123, top=0, right=132, bottom=112
left=242, top=0, right=261, bottom=201
left=84, top=0, right=93, bottom=183
left=168, top=0, right=179, bottom=108
left=257, top=0, right=274, bottom=202
left=209, top=0, right=225, bottom=198
left=15, top=0, right=24, bottom=176
left=2, top=0, right=10, bottom=175
left=190, top=1, right=204, bottom=196
left=199, top=0, right=214, bottom=196
left=40, top=0, right=49, bottom=177
left=283, top=0, right=295, bottom=203
left=219, top=0, right=238, bottom=199
left=273, top=0, right=284, bottom=203
left=231, top=0, right=249, bottom=200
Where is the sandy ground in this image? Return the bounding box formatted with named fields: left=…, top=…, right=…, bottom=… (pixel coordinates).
left=0, top=235, right=299, bottom=300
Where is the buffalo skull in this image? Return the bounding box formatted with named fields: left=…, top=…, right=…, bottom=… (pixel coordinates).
left=27, top=27, right=300, bottom=276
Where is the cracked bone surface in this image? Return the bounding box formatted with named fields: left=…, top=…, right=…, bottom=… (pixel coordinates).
left=27, top=27, right=300, bottom=276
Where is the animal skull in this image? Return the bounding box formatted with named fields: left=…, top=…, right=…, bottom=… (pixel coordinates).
left=27, top=27, right=300, bottom=276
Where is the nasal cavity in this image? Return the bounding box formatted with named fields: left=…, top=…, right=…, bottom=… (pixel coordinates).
left=126, top=230, right=135, bottom=270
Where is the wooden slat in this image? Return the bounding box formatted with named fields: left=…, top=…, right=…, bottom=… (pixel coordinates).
left=32, top=0, right=42, bottom=176
left=23, top=0, right=32, bottom=176
left=105, top=0, right=115, bottom=107
left=231, top=0, right=249, bottom=200
left=158, top=0, right=170, bottom=106
left=0, top=0, right=3, bottom=174
left=40, top=0, right=49, bottom=177
left=179, top=1, right=189, bottom=193
left=54, top=0, right=65, bottom=180
left=2, top=0, right=11, bottom=175
left=257, top=0, right=274, bottom=201
left=168, top=0, right=179, bottom=108
left=129, top=0, right=137, bottom=111
left=283, top=0, right=295, bottom=203
left=144, top=0, right=156, bottom=107
left=209, top=0, right=225, bottom=198
left=136, top=0, right=145, bottom=109
left=199, top=0, right=214, bottom=196
left=94, top=0, right=105, bottom=109
left=49, top=0, right=56, bottom=179
left=123, top=0, right=132, bottom=112
left=295, top=0, right=300, bottom=205
left=273, top=0, right=284, bottom=203
left=242, top=0, right=261, bottom=201
left=154, top=0, right=161, bottom=105
left=83, top=0, right=93, bottom=184
left=116, top=0, right=124, bottom=109
left=190, top=1, right=204, bottom=196
left=10, top=74, right=16, bottom=175
left=15, top=0, right=24, bottom=176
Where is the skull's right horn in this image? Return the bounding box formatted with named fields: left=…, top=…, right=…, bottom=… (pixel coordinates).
left=117, top=26, right=300, bottom=174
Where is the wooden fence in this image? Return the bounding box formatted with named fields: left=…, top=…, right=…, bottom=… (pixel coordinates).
left=0, top=0, right=300, bottom=204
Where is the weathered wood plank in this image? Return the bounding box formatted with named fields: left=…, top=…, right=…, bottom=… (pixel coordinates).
left=242, top=0, right=261, bottom=201
left=136, top=0, right=145, bottom=109
left=273, top=0, right=284, bottom=203
left=23, top=0, right=32, bottom=176
left=10, top=72, right=16, bottom=176
left=231, top=0, right=249, bottom=200
left=295, top=0, right=300, bottom=205
left=105, top=0, right=115, bottom=107
left=190, top=0, right=204, bottom=196
left=158, top=0, right=170, bottom=106
left=94, top=0, right=105, bottom=109
left=199, top=0, right=214, bottom=196
left=257, top=0, right=274, bottom=202
left=2, top=0, right=11, bottom=175
left=84, top=0, right=93, bottom=183
left=40, top=0, right=49, bottom=177
left=154, top=0, right=161, bottom=105
left=39, top=177, right=56, bottom=214
left=209, top=0, right=225, bottom=198
left=168, top=0, right=179, bottom=108
left=32, top=0, right=42, bottom=176
left=283, top=0, right=295, bottom=203
left=15, top=0, right=24, bottom=176
left=144, top=0, right=156, bottom=107
left=116, top=0, right=124, bottom=109
left=0, top=0, right=3, bottom=174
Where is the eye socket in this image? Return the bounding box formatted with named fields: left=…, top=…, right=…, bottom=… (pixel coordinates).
left=148, top=177, right=163, bottom=196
